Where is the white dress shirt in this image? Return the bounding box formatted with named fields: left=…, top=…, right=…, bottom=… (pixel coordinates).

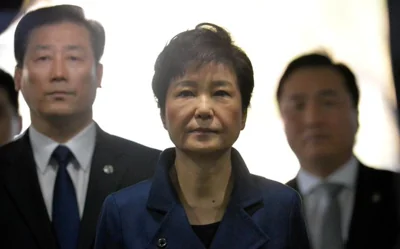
left=296, top=157, right=358, bottom=247
left=29, top=122, right=96, bottom=220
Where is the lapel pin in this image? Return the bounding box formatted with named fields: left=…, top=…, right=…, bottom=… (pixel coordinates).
left=371, top=192, right=381, bottom=203
left=103, top=165, right=114, bottom=174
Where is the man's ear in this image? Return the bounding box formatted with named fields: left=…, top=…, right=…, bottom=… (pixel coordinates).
left=96, top=63, right=103, bottom=88
left=14, top=66, right=22, bottom=91
left=352, top=109, right=359, bottom=134
left=14, top=115, right=22, bottom=136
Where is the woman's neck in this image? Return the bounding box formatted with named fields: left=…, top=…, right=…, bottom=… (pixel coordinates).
left=172, top=148, right=233, bottom=209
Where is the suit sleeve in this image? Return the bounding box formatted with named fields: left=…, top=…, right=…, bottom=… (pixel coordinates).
left=288, top=192, right=311, bottom=249
left=94, top=194, right=124, bottom=249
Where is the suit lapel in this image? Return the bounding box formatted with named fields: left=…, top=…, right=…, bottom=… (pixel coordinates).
left=3, top=133, right=57, bottom=249
left=346, top=164, right=367, bottom=248
left=77, top=127, right=125, bottom=249
left=345, top=163, right=393, bottom=249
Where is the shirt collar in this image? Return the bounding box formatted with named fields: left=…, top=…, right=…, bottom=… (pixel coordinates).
left=297, top=156, right=359, bottom=195
left=29, top=122, right=96, bottom=173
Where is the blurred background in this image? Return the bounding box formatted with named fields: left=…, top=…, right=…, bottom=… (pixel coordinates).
left=0, top=0, right=399, bottom=182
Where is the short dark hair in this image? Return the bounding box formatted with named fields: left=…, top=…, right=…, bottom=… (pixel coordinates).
left=152, top=23, right=254, bottom=113
left=276, top=52, right=360, bottom=108
left=0, top=68, right=19, bottom=114
left=14, top=4, right=105, bottom=67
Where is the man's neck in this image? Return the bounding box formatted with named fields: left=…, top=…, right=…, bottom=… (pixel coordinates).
left=300, top=153, right=353, bottom=179
left=172, top=148, right=233, bottom=209
left=30, top=111, right=93, bottom=144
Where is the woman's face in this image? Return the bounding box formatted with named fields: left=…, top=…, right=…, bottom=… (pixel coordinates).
left=162, top=62, right=246, bottom=155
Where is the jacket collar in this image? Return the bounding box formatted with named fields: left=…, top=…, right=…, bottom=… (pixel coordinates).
left=145, top=147, right=270, bottom=249
left=147, top=147, right=264, bottom=212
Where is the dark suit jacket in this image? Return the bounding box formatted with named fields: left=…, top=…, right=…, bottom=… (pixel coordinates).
left=287, top=163, right=400, bottom=249
left=94, top=148, right=311, bottom=249
left=0, top=125, right=161, bottom=249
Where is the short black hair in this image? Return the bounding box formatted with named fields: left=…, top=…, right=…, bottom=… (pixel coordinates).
left=14, top=4, right=105, bottom=67
left=152, top=23, right=254, bottom=113
left=277, top=52, right=360, bottom=108
left=0, top=68, right=19, bottom=114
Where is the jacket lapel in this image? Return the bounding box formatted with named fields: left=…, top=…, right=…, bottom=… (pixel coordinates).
left=210, top=202, right=269, bottom=249
left=345, top=163, right=398, bottom=249
left=210, top=149, right=269, bottom=249
left=148, top=205, right=208, bottom=248
left=77, top=127, right=126, bottom=249
left=3, top=133, right=58, bottom=249
left=346, top=164, right=369, bottom=248
left=145, top=148, right=269, bottom=249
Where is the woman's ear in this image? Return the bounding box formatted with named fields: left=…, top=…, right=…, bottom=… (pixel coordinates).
left=160, top=110, right=167, bottom=130
left=241, top=110, right=247, bottom=130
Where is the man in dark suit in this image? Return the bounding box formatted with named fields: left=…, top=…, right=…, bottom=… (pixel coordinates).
left=277, top=52, right=400, bottom=249
left=0, top=68, right=21, bottom=145
left=0, top=5, right=160, bottom=249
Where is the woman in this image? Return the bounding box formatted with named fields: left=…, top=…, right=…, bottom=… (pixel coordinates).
left=95, top=23, right=310, bottom=249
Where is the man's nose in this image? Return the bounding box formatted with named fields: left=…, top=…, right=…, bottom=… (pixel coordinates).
left=51, top=55, right=67, bottom=82
left=304, top=103, right=324, bottom=125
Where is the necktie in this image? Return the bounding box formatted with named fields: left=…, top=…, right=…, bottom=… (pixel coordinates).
left=319, top=183, right=344, bottom=249
left=52, top=145, right=80, bottom=249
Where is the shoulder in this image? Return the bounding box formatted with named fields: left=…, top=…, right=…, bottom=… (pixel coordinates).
left=358, top=164, right=400, bottom=198
left=96, top=180, right=154, bottom=248
left=251, top=174, right=302, bottom=209
left=286, top=177, right=297, bottom=189
left=105, top=179, right=153, bottom=212
left=360, top=163, right=399, bottom=179
left=252, top=174, right=300, bottom=198
left=99, top=180, right=153, bottom=231
left=98, top=129, right=161, bottom=156
left=0, top=136, right=26, bottom=163
left=359, top=164, right=400, bottom=189
left=0, top=137, right=27, bottom=181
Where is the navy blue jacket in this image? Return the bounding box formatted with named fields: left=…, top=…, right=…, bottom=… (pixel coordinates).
left=95, top=148, right=311, bottom=249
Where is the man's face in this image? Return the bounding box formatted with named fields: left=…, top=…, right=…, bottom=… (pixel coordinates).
left=14, top=21, right=103, bottom=119
left=279, top=66, right=358, bottom=167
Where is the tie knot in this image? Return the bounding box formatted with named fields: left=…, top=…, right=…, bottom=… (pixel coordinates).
left=52, top=145, right=72, bottom=167
left=320, top=182, right=343, bottom=198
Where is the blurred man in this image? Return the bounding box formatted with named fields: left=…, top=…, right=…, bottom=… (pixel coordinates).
left=277, top=52, right=399, bottom=249
left=0, top=68, right=21, bottom=145
left=0, top=5, right=160, bottom=249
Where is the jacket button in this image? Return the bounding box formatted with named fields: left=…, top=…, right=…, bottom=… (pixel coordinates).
left=157, top=237, right=167, bottom=248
